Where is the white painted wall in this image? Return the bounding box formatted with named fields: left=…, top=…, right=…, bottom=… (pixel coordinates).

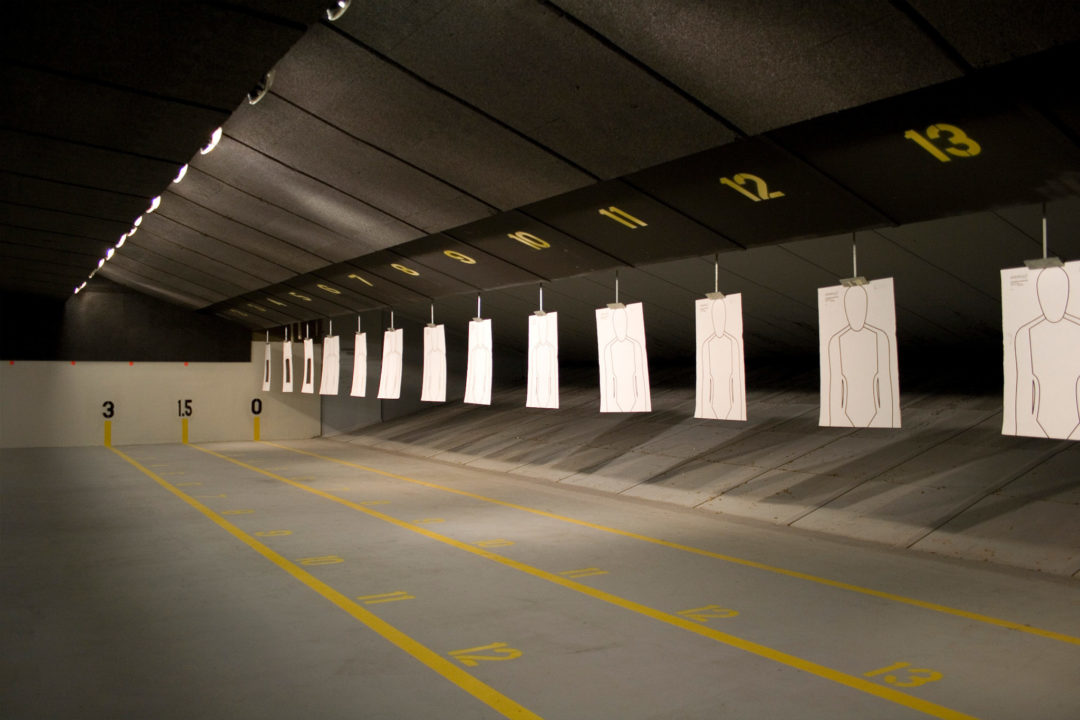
left=0, top=342, right=320, bottom=448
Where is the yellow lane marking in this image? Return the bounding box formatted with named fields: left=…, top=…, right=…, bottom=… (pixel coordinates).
left=192, top=444, right=978, bottom=720
left=264, top=441, right=1080, bottom=648
left=416, top=518, right=445, bottom=525
left=358, top=591, right=415, bottom=605
left=255, top=530, right=292, bottom=537
left=107, top=446, right=543, bottom=720
left=560, top=568, right=608, bottom=579
left=298, top=555, right=344, bottom=566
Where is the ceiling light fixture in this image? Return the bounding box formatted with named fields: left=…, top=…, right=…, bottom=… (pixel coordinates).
left=173, top=164, right=188, bottom=183
left=247, top=69, right=274, bottom=105
left=74, top=281, right=86, bottom=294
left=127, top=224, right=138, bottom=238
left=116, top=233, right=127, bottom=249
left=106, top=247, right=115, bottom=260
left=133, top=215, right=143, bottom=227
left=147, top=195, right=161, bottom=213
left=200, top=127, right=222, bottom=155
left=97, top=258, right=105, bottom=268
left=326, top=0, right=350, bottom=21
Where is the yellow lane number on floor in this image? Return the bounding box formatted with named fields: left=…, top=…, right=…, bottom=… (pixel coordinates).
left=678, top=605, right=739, bottom=622
left=449, top=642, right=522, bottom=667
left=560, top=568, right=607, bottom=579
left=865, top=662, right=943, bottom=688
left=475, top=539, right=514, bottom=548
left=298, top=555, right=345, bottom=566
left=357, top=591, right=415, bottom=605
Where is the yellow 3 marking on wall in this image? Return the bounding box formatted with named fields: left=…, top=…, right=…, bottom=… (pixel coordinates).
left=103, top=419, right=112, bottom=447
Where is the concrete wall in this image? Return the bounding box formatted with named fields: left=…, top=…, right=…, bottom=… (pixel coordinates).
left=1, top=342, right=319, bottom=448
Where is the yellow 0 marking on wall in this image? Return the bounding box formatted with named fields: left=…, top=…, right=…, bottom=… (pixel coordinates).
left=262, top=441, right=1080, bottom=649
left=194, top=444, right=979, bottom=720
left=107, top=446, right=544, bottom=720
left=253, top=416, right=260, bottom=442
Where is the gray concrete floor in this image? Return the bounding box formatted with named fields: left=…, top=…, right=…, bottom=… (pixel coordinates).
left=3, top=440, right=1079, bottom=719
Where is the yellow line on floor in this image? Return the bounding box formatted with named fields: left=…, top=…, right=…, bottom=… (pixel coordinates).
left=264, top=441, right=1080, bottom=648
left=107, top=446, right=542, bottom=720
left=193, top=443, right=979, bottom=720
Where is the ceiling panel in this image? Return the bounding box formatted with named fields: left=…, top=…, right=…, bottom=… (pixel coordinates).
left=0, top=129, right=177, bottom=198
left=153, top=192, right=328, bottom=271
left=772, top=73, right=1080, bottom=225
left=130, top=228, right=270, bottom=293
left=335, top=0, right=732, bottom=178
left=189, top=137, right=420, bottom=249
left=0, top=202, right=129, bottom=242
left=909, top=0, right=1080, bottom=68
left=522, top=179, right=738, bottom=264
left=271, top=25, right=594, bottom=210
left=116, top=243, right=251, bottom=299
left=0, top=64, right=227, bottom=164
left=0, top=173, right=148, bottom=223
left=223, top=94, right=494, bottom=231
left=2, top=2, right=323, bottom=109
left=628, top=137, right=885, bottom=245
left=448, top=210, right=619, bottom=280
left=0, top=226, right=111, bottom=260
left=0, top=243, right=98, bottom=271
left=106, top=254, right=226, bottom=305
left=167, top=169, right=373, bottom=262
left=138, top=215, right=294, bottom=284
left=553, top=0, right=961, bottom=134
left=96, top=264, right=205, bottom=309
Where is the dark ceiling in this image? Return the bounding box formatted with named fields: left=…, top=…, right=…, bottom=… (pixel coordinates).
left=3, top=1, right=1080, bottom=361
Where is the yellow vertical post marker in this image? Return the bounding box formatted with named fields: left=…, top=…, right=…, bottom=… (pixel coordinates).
left=253, top=416, right=260, bottom=441
left=104, top=420, right=112, bottom=447
left=181, top=417, right=189, bottom=444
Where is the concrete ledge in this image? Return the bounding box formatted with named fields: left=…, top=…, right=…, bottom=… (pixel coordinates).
left=335, top=383, right=1080, bottom=578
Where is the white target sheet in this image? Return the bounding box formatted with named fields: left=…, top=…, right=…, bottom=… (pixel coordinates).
left=1002, top=261, right=1080, bottom=440
left=464, top=319, right=492, bottom=405
left=377, top=328, right=403, bottom=400
left=694, top=295, right=746, bottom=421
left=350, top=332, right=367, bottom=397
left=319, top=335, right=340, bottom=396
left=281, top=341, right=294, bottom=392
left=421, top=324, right=447, bottom=403
left=526, top=312, right=559, bottom=409
left=261, top=342, right=272, bottom=392
left=595, top=302, right=651, bottom=413
left=818, top=278, right=900, bottom=428
left=301, top=338, right=315, bottom=394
